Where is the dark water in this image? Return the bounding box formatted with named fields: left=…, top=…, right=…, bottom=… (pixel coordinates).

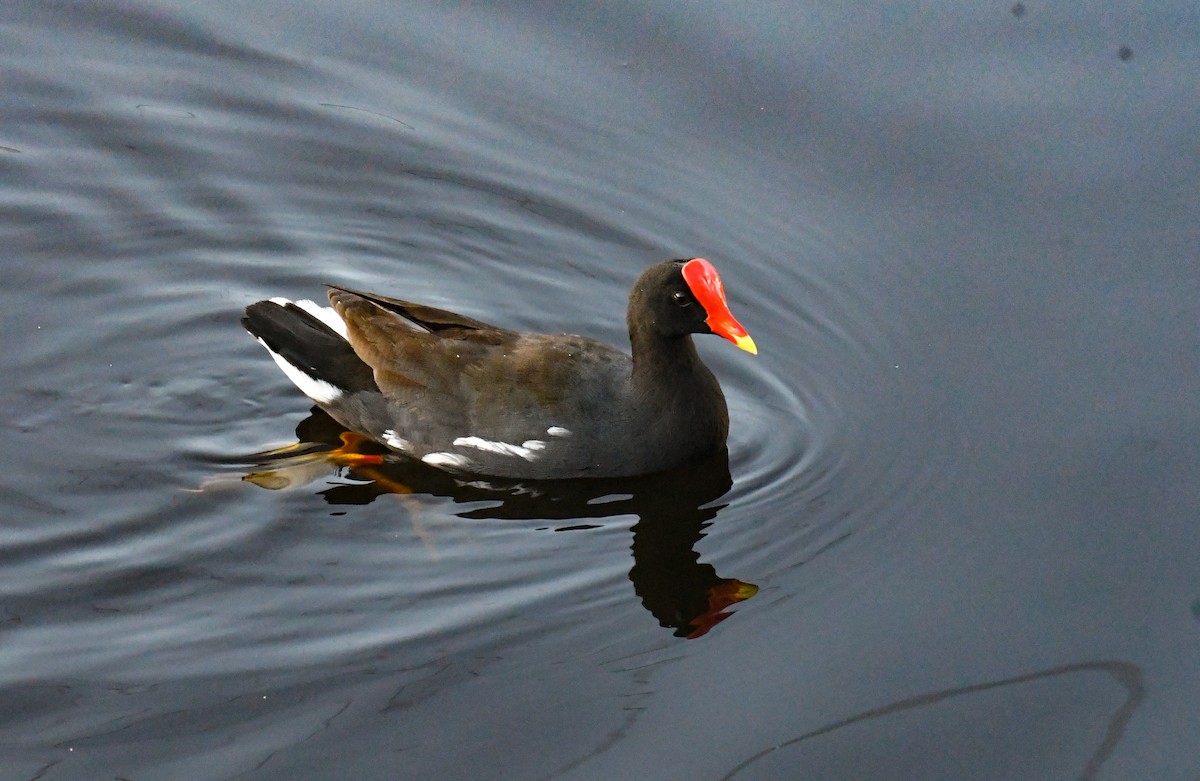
left=2, top=1, right=1198, bottom=778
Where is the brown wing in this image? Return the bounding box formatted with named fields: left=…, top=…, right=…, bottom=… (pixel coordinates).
left=326, top=285, right=521, bottom=400
left=324, top=283, right=505, bottom=333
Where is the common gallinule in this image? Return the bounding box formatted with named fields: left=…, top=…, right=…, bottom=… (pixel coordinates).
left=243, top=258, right=756, bottom=479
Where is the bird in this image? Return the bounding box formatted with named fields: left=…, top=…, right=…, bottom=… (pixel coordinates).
left=242, top=258, right=756, bottom=480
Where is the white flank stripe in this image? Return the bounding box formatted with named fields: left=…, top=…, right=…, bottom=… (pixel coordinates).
left=381, top=429, right=412, bottom=452
left=546, top=426, right=572, bottom=437
left=422, top=452, right=473, bottom=469
left=453, top=436, right=545, bottom=461
left=255, top=338, right=343, bottom=404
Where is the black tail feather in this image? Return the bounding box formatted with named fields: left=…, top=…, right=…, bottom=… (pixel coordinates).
left=243, top=301, right=378, bottom=393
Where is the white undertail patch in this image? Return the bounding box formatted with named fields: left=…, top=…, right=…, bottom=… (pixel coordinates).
left=453, top=436, right=546, bottom=461
left=270, top=296, right=348, bottom=339
left=255, top=337, right=343, bottom=404
left=546, top=426, right=572, bottom=437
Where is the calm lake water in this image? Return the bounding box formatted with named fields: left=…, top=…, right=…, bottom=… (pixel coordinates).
left=2, top=1, right=1198, bottom=779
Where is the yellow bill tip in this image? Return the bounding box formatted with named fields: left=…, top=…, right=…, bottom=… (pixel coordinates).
left=732, top=582, right=760, bottom=599
left=734, top=333, right=758, bottom=355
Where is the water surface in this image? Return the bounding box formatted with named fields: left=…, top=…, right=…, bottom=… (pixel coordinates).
left=1, top=1, right=1198, bottom=778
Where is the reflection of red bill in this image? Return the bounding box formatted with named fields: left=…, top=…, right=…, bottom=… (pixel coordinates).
left=682, top=258, right=758, bottom=354
left=685, top=579, right=760, bottom=639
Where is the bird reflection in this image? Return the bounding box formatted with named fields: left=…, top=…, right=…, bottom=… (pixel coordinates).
left=238, top=408, right=757, bottom=638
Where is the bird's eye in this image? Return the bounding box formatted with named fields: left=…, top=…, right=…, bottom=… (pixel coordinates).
left=671, top=291, right=691, bottom=306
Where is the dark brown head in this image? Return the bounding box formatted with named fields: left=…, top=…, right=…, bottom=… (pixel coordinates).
left=628, top=259, right=757, bottom=353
